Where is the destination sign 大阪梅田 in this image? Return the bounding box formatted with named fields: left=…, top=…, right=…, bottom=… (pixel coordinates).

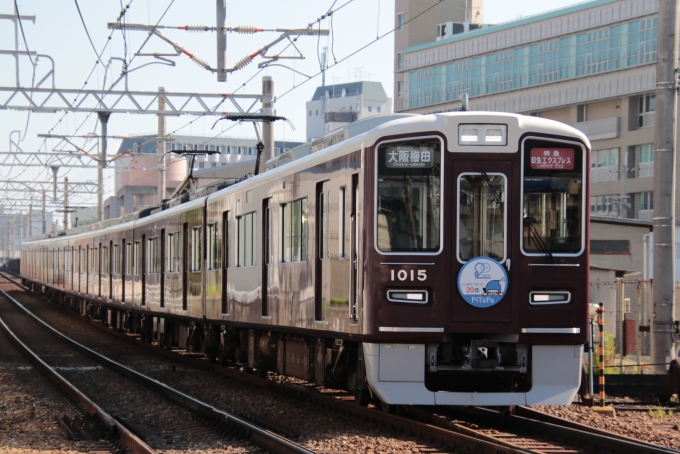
left=529, top=148, right=575, bottom=170
left=385, top=147, right=434, bottom=169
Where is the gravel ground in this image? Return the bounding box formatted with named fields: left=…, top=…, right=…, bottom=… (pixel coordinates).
left=0, top=282, right=451, bottom=453
left=535, top=397, right=680, bottom=449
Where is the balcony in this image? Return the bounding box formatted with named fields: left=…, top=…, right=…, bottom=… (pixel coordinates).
left=574, top=117, right=621, bottom=141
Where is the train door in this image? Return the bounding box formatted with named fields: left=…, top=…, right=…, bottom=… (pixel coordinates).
left=221, top=212, right=229, bottom=315
left=160, top=229, right=165, bottom=308
left=451, top=160, right=512, bottom=323
left=350, top=174, right=359, bottom=323
left=182, top=222, right=188, bottom=310
left=315, top=182, right=330, bottom=321
left=141, top=234, right=146, bottom=306
left=262, top=201, right=271, bottom=317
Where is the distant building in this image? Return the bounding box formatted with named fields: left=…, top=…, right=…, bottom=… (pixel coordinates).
left=1, top=211, right=54, bottom=258
left=306, top=81, right=392, bottom=141
left=103, top=134, right=302, bottom=219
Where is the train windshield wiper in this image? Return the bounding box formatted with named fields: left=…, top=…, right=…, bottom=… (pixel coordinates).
left=523, top=217, right=554, bottom=263
left=479, top=170, right=503, bottom=207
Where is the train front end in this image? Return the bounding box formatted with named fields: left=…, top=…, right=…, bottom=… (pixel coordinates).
left=362, top=112, right=589, bottom=406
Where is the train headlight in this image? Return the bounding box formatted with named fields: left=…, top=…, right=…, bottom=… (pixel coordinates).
left=458, top=124, right=507, bottom=146
left=386, top=289, right=429, bottom=304
left=529, top=291, right=571, bottom=305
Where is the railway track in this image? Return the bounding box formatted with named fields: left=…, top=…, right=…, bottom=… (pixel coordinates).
left=0, top=275, right=314, bottom=454
left=4, top=270, right=679, bottom=454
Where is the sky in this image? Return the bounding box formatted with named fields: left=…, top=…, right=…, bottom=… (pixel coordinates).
left=0, top=0, right=586, bottom=215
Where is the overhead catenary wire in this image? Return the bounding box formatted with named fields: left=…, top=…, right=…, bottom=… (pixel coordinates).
left=13, top=0, right=35, bottom=68
left=74, top=0, right=103, bottom=63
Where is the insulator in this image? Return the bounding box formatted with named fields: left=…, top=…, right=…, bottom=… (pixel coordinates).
left=185, top=25, right=211, bottom=32
left=190, top=55, right=211, bottom=70
left=231, top=26, right=258, bottom=34
left=232, top=55, right=253, bottom=71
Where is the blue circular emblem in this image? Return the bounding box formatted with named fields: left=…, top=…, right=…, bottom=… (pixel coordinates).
left=457, top=256, right=509, bottom=308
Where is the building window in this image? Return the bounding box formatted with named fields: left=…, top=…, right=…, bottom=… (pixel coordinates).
left=309, top=110, right=312, bottom=116
left=397, top=52, right=403, bottom=69
left=168, top=232, right=180, bottom=272
left=630, top=192, right=653, bottom=220
left=397, top=13, right=405, bottom=30
left=591, top=148, right=619, bottom=182
left=377, top=106, right=381, bottom=113
left=627, top=144, right=654, bottom=178
left=367, top=106, right=372, bottom=112
left=397, top=81, right=404, bottom=97
left=191, top=227, right=202, bottom=272
left=237, top=212, right=256, bottom=267
left=590, top=195, right=620, bottom=217
left=147, top=238, right=158, bottom=274
left=406, top=17, right=658, bottom=109
left=315, top=110, right=318, bottom=116
left=282, top=198, right=307, bottom=263
left=576, top=104, right=587, bottom=122
left=591, top=240, right=630, bottom=254
left=639, top=94, right=655, bottom=127
left=207, top=223, right=219, bottom=270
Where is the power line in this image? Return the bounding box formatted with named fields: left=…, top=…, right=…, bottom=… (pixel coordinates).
left=13, top=0, right=35, bottom=67
left=74, top=0, right=103, bottom=63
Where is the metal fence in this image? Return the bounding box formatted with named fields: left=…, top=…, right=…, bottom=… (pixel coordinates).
left=589, top=280, right=654, bottom=367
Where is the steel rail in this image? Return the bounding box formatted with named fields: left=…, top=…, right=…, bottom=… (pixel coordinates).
left=0, top=279, right=314, bottom=454
left=0, top=298, right=154, bottom=454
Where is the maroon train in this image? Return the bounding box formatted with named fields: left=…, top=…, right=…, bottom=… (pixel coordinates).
left=21, top=112, right=590, bottom=406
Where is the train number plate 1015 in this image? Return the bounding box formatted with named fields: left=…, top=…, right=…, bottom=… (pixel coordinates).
left=390, top=269, right=427, bottom=282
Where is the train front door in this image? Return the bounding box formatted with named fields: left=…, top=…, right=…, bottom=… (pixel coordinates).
left=450, top=160, right=513, bottom=323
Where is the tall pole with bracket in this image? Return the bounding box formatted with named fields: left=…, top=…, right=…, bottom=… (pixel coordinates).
left=97, top=111, right=111, bottom=221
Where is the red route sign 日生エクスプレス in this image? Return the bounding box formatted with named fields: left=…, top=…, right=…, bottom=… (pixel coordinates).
left=529, top=148, right=575, bottom=170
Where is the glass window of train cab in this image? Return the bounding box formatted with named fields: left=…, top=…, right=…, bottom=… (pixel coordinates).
left=458, top=173, right=507, bottom=262
left=376, top=138, right=442, bottom=253
left=191, top=227, right=202, bottom=272
left=522, top=139, right=584, bottom=256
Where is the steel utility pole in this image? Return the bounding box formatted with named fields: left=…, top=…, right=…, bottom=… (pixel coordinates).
left=157, top=87, right=166, bottom=205
left=652, top=0, right=680, bottom=373
left=97, top=111, right=111, bottom=221
left=216, top=0, right=227, bottom=82
left=41, top=191, right=45, bottom=234
left=262, top=76, right=275, bottom=162
left=63, top=176, right=68, bottom=230
left=28, top=203, right=32, bottom=238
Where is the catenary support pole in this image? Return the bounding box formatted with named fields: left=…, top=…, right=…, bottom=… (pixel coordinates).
left=262, top=76, right=275, bottom=163
left=216, top=0, right=227, bottom=82
left=589, top=316, right=594, bottom=403
left=652, top=0, right=679, bottom=373
left=157, top=87, right=166, bottom=206
left=97, top=111, right=111, bottom=221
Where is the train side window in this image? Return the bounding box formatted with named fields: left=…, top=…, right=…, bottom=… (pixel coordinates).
left=457, top=173, right=507, bottom=262
left=207, top=223, right=219, bottom=270
left=147, top=237, right=158, bottom=274
left=281, top=198, right=307, bottom=263
left=113, top=244, right=121, bottom=275
left=376, top=138, right=442, bottom=254
left=237, top=212, right=256, bottom=267
left=263, top=205, right=271, bottom=265
left=133, top=242, right=140, bottom=275
left=339, top=186, right=346, bottom=258
left=168, top=232, right=180, bottom=272
left=102, top=246, right=109, bottom=275
left=125, top=243, right=133, bottom=275
left=191, top=227, right=202, bottom=272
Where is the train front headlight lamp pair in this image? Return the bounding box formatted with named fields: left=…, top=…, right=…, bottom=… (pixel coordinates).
left=458, top=124, right=507, bottom=146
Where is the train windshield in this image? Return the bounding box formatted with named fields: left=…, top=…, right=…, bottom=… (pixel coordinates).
left=376, top=138, right=442, bottom=253
left=522, top=139, right=584, bottom=255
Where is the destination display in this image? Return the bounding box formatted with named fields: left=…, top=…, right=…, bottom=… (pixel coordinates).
left=384, top=147, right=434, bottom=169
left=529, top=148, right=575, bottom=170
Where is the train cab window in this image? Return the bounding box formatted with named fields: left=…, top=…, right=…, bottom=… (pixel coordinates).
left=207, top=224, right=219, bottom=270
left=281, top=199, right=307, bottom=263
left=237, top=212, right=257, bottom=267
left=168, top=232, right=180, bottom=272
left=191, top=227, right=202, bottom=272
left=522, top=139, right=584, bottom=256
left=147, top=237, right=158, bottom=274
left=376, top=138, right=442, bottom=253
left=457, top=173, right=507, bottom=262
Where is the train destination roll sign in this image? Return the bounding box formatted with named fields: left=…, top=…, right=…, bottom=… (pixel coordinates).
left=529, top=148, right=574, bottom=170
left=385, top=147, right=434, bottom=168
